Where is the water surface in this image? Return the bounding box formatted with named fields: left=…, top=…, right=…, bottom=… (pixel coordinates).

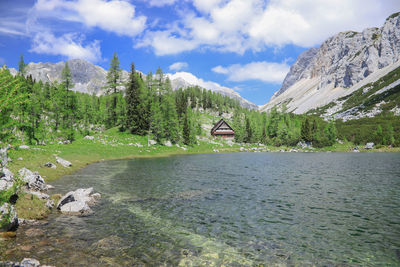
left=2, top=153, right=400, bottom=266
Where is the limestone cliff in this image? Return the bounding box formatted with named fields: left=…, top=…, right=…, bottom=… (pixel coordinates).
left=261, top=12, right=400, bottom=114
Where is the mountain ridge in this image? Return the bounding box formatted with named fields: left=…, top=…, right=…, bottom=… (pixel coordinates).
left=261, top=12, right=400, bottom=115
left=10, top=59, right=258, bottom=109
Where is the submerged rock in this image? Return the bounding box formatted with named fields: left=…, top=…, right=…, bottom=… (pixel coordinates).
left=56, top=156, right=72, bottom=167
left=18, top=168, right=47, bottom=191
left=0, top=203, right=19, bottom=232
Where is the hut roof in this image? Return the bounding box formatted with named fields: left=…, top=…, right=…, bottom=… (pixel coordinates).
left=211, top=119, right=234, bottom=134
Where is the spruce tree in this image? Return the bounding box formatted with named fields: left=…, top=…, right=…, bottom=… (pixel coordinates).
left=61, top=62, right=75, bottom=141
left=301, top=117, right=312, bottom=143
left=125, top=62, right=141, bottom=133
left=106, top=52, right=122, bottom=127
left=18, top=54, right=26, bottom=76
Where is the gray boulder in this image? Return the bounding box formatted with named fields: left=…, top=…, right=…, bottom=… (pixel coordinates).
left=364, top=142, right=374, bottom=149
left=164, top=140, right=172, bottom=147
left=56, top=156, right=72, bottom=167
left=148, top=139, right=157, bottom=145
left=19, top=145, right=30, bottom=150
left=44, top=162, right=57, bottom=169
left=57, top=187, right=101, bottom=215
left=20, top=258, right=41, bottom=267
left=0, top=147, right=9, bottom=167
left=84, top=135, right=95, bottom=140
left=0, top=203, right=18, bottom=232
left=18, top=168, right=47, bottom=191
left=59, top=201, right=92, bottom=215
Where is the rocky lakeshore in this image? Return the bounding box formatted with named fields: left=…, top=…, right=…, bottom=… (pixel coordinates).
left=1, top=147, right=101, bottom=266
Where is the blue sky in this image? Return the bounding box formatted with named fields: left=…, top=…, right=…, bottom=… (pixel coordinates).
left=0, top=0, right=399, bottom=105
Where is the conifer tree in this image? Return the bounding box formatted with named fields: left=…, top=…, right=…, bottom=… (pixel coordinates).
left=106, top=52, right=122, bottom=127
left=18, top=54, right=26, bottom=76
left=125, top=62, right=141, bottom=133
left=301, top=117, right=313, bottom=143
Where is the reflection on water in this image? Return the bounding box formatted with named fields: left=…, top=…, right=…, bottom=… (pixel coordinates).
left=2, top=153, right=400, bottom=266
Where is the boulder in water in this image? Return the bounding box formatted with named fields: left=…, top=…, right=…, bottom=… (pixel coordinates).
left=57, top=187, right=100, bottom=215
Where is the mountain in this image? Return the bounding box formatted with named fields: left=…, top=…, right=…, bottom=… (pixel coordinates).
left=260, top=12, right=400, bottom=116
left=19, top=59, right=129, bottom=95
left=14, top=59, right=257, bottom=109
left=168, top=72, right=258, bottom=109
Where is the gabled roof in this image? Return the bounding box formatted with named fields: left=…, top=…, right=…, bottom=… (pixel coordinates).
left=211, top=119, right=234, bottom=134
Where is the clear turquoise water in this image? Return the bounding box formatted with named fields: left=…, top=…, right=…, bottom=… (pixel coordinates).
left=3, top=153, right=400, bottom=266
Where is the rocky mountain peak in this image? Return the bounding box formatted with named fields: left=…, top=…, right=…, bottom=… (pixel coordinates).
left=262, top=12, right=400, bottom=114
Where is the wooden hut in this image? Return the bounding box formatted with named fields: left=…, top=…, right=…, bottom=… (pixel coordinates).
left=210, top=119, right=235, bottom=139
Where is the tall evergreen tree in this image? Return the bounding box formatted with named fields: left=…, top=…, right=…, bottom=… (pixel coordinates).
left=106, top=52, right=122, bottom=127
left=125, top=62, right=141, bottom=133
left=61, top=62, right=75, bottom=141
left=301, top=117, right=313, bottom=143
left=18, top=54, right=27, bottom=76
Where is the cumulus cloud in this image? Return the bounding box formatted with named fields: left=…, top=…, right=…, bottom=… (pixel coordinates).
left=30, top=32, right=102, bottom=62
left=140, top=0, right=400, bottom=55
left=169, top=62, right=188, bottom=71
left=136, top=30, right=198, bottom=56
left=212, top=61, right=290, bottom=83
left=32, top=0, right=146, bottom=37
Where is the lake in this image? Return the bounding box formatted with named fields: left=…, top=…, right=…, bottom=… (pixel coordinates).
left=3, top=153, right=400, bottom=266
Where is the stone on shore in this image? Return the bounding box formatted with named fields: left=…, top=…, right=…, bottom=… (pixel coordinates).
left=56, top=156, right=72, bottom=167
left=18, top=168, right=47, bottom=191
left=365, top=142, right=374, bottom=149
left=164, top=140, right=172, bottom=147
left=20, top=258, right=41, bottom=267
left=0, top=203, right=19, bottom=232
left=0, top=168, right=14, bottom=191
left=0, top=147, right=9, bottom=167
left=148, top=139, right=157, bottom=145
left=44, top=162, right=57, bottom=169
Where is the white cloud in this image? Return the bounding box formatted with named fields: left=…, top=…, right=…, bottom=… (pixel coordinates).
left=136, top=30, right=198, bottom=56
left=30, top=32, right=102, bottom=62
left=140, top=0, right=400, bottom=55
left=212, top=61, right=290, bottom=83
left=169, top=62, right=188, bottom=71
left=32, top=0, right=146, bottom=37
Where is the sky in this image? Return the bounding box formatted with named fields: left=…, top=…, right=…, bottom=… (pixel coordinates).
left=0, top=0, right=399, bottom=105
